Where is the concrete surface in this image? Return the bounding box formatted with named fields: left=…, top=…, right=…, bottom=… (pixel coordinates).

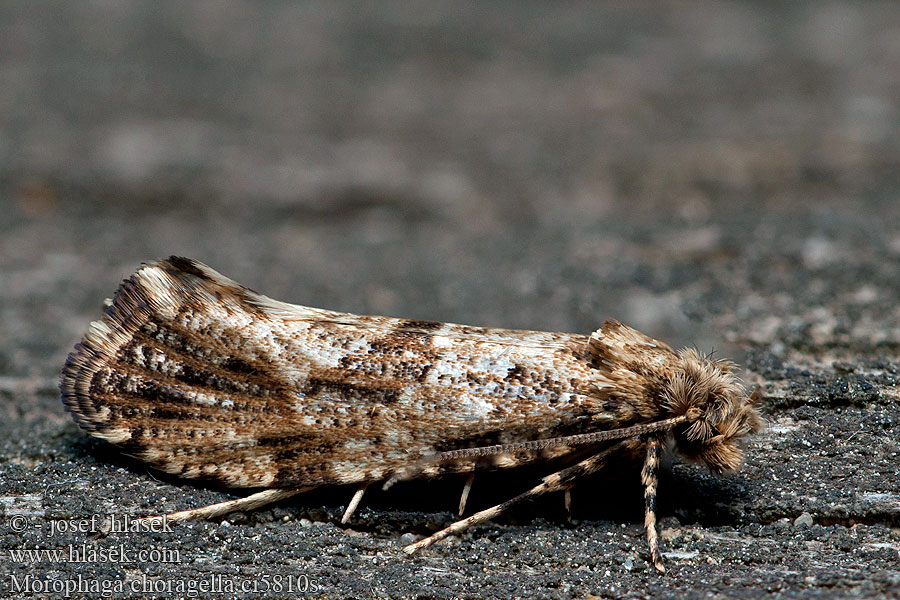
left=1, top=2, right=899, bottom=598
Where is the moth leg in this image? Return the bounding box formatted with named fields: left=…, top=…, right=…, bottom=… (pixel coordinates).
left=458, top=473, right=475, bottom=516
left=642, top=438, right=665, bottom=573
left=136, top=487, right=313, bottom=524
left=403, top=442, right=624, bottom=554
left=341, top=483, right=370, bottom=524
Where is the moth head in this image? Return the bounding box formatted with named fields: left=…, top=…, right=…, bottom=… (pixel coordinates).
left=665, top=349, right=762, bottom=473
left=589, top=320, right=762, bottom=473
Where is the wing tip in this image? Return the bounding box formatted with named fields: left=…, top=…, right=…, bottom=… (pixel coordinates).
left=60, top=260, right=181, bottom=434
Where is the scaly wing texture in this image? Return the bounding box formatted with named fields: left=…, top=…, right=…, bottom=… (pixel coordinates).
left=61, top=257, right=620, bottom=488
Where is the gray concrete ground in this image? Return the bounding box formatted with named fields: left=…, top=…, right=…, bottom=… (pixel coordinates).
left=1, top=2, right=899, bottom=598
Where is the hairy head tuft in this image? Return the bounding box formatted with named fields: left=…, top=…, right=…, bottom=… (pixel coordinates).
left=665, top=348, right=762, bottom=473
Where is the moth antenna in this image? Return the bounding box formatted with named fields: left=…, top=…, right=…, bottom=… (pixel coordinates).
left=458, top=473, right=475, bottom=516
left=403, top=442, right=626, bottom=555
left=341, top=483, right=370, bottom=524
left=641, top=438, right=665, bottom=573
left=136, top=487, right=313, bottom=524
left=431, top=413, right=693, bottom=462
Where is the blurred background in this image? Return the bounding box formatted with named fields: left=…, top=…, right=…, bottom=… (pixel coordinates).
left=3, top=2, right=899, bottom=381
left=2, top=3, right=900, bottom=596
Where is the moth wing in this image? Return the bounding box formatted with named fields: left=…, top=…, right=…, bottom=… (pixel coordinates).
left=61, top=257, right=604, bottom=490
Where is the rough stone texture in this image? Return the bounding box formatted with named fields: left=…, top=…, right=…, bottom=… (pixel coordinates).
left=1, top=2, right=899, bottom=598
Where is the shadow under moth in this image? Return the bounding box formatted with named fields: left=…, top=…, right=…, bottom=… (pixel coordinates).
left=61, top=257, right=761, bottom=572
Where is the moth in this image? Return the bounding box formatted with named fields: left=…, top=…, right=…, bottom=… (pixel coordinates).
left=61, top=257, right=761, bottom=572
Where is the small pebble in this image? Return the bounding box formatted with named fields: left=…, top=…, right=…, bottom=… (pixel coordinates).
left=794, top=512, right=814, bottom=528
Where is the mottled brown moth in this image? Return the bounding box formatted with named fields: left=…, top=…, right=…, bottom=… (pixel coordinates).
left=61, top=257, right=761, bottom=572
